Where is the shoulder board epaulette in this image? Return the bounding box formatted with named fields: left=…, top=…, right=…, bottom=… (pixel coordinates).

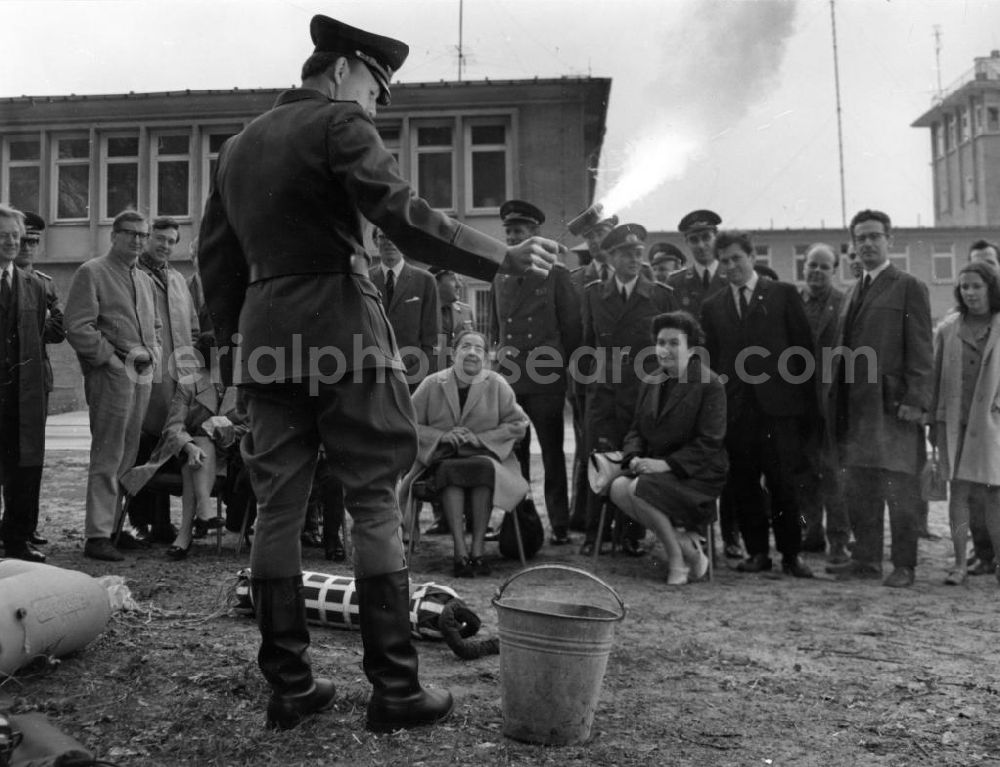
left=584, top=279, right=603, bottom=289
left=454, top=300, right=469, bottom=309
left=34, top=269, right=53, bottom=281
left=653, top=281, right=675, bottom=291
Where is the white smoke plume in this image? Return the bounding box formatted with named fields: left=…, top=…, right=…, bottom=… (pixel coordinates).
left=596, top=0, right=799, bottom=220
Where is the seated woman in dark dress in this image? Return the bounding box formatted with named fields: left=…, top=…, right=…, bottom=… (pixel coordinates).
left=609, top=311, right=728, bottom=585
left=401, top=330, right=529, bottom=577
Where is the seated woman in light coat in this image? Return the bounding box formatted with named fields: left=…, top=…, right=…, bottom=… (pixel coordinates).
left=609, top=311, right=728, bottom=585
left=931, top=261, right=1000, bottom=585
left=400, top=329, right=529, bottom=577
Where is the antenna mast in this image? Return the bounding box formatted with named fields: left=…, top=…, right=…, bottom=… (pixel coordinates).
left=830, top=0, right=847, bottom=229
left=457, top=0, right=465, bottom=82
left=934, top=25, right=943, bottom=96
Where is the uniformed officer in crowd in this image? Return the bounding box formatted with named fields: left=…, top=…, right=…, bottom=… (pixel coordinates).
left=567, top=210, right=619, bottom=532
left=666, top=209, right=739, bottom=557
left=489, top=199, right=581, bottom=545
left=648, top=242, right=686, bottom=284
left=432, top=268, right=476, bottom=370
left=10, top=212, right=65, bottom=549
left=198, top=15, right=559, bottom=733
left=579, top=223, right=677, bottom=555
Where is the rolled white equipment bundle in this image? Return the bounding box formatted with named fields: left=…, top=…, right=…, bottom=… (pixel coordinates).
left=0, top=560, right=112, bottom=676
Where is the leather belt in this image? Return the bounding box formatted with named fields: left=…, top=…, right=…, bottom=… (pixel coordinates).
left=248, top=253, right=370, bottom=283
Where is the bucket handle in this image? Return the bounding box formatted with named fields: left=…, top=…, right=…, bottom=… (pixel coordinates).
left=493, top=564, right=626, bottom=621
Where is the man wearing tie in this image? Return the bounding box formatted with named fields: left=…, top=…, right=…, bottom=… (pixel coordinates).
left=490, top=200, right=581, bottom=545
left=828, top=209, right=933, bottom=588
left=701, top=230, right=815, bottom=578
left=667, top=209, right=728, bottom=315
left=0, top=206, right=50, bottom=563
left=433, top=268, right=475, bottom=369
left=369, top=227, right=440, bottom=389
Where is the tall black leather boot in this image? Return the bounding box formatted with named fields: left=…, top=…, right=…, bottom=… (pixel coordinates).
left=356, top=568, right=454, bottom=732
left=251, top=576, right=336, bottom=730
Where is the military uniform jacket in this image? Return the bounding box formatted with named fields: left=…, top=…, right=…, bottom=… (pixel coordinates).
left=25, top=268, right=65, bottom=394
left=666, top=264, right=728, bottom=318
left=198, top=88, right=507, bottom=386
left=581, top=275, right=676, bottom=444
left=369, top=262, right=440, bottom=378
left=489, top=265, right=581, bottom=395
left=0, top=266, right=48, bottom=467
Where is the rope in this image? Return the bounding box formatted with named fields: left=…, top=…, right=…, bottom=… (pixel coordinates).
left=437, top=600, right=498, bottom=660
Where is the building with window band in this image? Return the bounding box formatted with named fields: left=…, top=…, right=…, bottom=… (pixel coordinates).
left=0, top=77, right=611, bottom=411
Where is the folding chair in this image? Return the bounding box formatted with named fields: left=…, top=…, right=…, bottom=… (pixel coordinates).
left=113, top=460, right=229, bottom=553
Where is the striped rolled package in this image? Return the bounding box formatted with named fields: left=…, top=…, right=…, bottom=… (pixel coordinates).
left=234, top=569, right=461, bottom=639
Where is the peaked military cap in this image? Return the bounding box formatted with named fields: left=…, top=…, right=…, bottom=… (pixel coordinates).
left=22, top=211, right=45, bottom=234
left=677, top=209, right=722, bottom=234
left=499, top=199, right=545, bottom=227
left=601, top=223, right=647, bottom=252
left=648, top=242, right=685, bottom=266
left=310, top=15, right=409, bottom=106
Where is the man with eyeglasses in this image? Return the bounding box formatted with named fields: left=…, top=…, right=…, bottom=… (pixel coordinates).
left=0, top=206, right=51, bottom=563
left=65, top=209, right=161, bottom=563
left=829, top=209, right=932, bottom=588
left=10, top=212, right=65, bottom=549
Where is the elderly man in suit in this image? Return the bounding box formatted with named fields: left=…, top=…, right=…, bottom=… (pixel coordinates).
left=701, top=230, right=815, bottom=578
left=579, top=223, right=677, bottom=555
left=798, top=243, right=850, bottom=564
left=829, top=209, right=933, bottom=588
left=198, top=14, right=559, bottom=732
left=10, top=211, right=65, bottom=549
left=65, top=209, right=161, bottom=563
left=0, top=206, right=50, bottom=563
left=490, top=199, right=581, bottom=545
left=370, top=227, right=440, bottom=388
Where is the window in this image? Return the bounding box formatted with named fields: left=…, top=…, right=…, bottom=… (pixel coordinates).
left=889, top=249, right=910, bottom=273
left=932, top=244, right=955, bottom=283
left=960, top=108, right=971, bottom=142
left=945, top=113, right=956, bottom=150
left=413, top=123, right=454, bottom=211
left=201, top=128, right=239, bottom=202
left=465, top=120, right=509, bottom=211
left=5, top=136, right=41, bottom=214
left=54, top=134, right=91, bottom=220
left=933, top=123, right=944, bottom=159
left=378, top=124, right=402, bottom=169
left=152, top=132, right=191, bottom=217
left=793, top=244, right=809, bottom=283
left=989, top=107, right=1000, bottom=132
left=975, top=103, right=985, bottom=135
left=101, top=133, right=139, bottom=219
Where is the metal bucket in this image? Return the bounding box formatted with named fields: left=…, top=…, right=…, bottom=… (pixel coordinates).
left=491, top=564, right=626, bottom=745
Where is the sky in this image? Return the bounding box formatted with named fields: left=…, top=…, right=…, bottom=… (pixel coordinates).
left=3, top=0, right=1000, bottom=232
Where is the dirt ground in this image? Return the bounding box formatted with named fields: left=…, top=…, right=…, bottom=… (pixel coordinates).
left=3, top=449, right=1000, bottom=767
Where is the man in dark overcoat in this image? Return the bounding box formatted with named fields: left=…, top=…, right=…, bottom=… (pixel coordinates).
left=828, top=209, right=933, bottom=588
left=0, top=206, right=49, bottom=563
left=198, top=15, right=559, bottom=732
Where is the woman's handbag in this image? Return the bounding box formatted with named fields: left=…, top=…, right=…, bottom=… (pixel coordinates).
left=921, top=447, right=948, bottom=502
left=497, top=498, right=545, bottom=560
left=587, top=450, right=626, bottom=496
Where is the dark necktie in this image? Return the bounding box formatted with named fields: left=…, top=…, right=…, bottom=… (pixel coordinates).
left=620, top=285, right=628, bottom=305
left=384, top=269, right=395, bottom=307
left=0, top=270, right=10, bottom=310
left=441, top=304, right=453, bottom=338
left=702, top=269, right=710, bottom=291
left=601, top=263, right=609, bottom=282
left=860, top=273, right=872, bottom=300
left=738, top=286, right=749, bottom=318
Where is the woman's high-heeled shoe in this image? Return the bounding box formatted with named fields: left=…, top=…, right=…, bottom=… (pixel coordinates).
left=666, top=567, right=689, bottom=586
left=166, top=540, right=192, bottom=561
left=679, top=532, right=710, bottom=581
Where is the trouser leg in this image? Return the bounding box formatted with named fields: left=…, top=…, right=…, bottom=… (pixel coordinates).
left=762, top=416, right=804, bottom=558
left=568, top=391, right=588, bottom=531
left=885, top=468, right=920, bottom=569
left=844, top=466, right=885, bottom=568
left=520, top=393, right=569, bottom=533
left=969, top=493, right=995, bottom=564
left=822, top=457, right=851, bottom=548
